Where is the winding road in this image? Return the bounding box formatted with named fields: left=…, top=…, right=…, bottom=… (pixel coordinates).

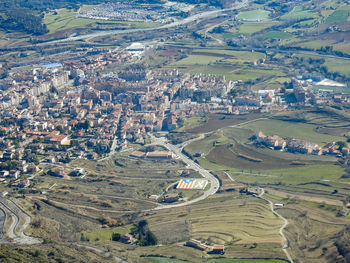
left=0, top=198, right=41, bottom=244
left=149, top=134, right=220, bottom=210
left=258, top=188, right=294, bottom=263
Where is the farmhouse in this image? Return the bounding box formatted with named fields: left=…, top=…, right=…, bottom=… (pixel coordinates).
left=120, top=233, right=136, bottom=244
left=162, top=193, right=179, bottom=203
left=211, top=245, right=225, bottom=254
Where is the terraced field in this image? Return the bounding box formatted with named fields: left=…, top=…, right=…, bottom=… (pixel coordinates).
left=147, top=194, right=283, bottom=245
left=240, top=119, right=346, bottom=146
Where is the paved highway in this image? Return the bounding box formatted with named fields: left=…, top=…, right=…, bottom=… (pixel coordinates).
left=149, top=134, right=220, bottom=210
left=0, top=198, right=41, bottom=244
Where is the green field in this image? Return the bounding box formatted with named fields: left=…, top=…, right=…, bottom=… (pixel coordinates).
left=172, top=55, right=222, bottom=66
left=324, top=58, right=350, bottom=76
left=237, top=10, right=271, bottom=21
left=291, top=40, right=334, bottom=50
left=44, top=8, right=99, bottom=33
left=192, top=49, right=266, bottom=61
left=166, top=49, right=285, bottom=82
left=44, top=7, right=159, bottom=34
left=238, top=22, right=274, bottom=34
left=280, top=6, right=315, bottom=20
left=80, top=224, right=133, bottom=241
left=325, top=10, right=350, bottom=23
left=240, top=119, right=345, bottom=145
left=263, top=31, right=293, bottom=40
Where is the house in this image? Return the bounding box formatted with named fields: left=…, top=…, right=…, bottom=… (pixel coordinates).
left=27, top=164, right=39, bottom=173
left=312, top=148, right=323, bottom=156
left=0, top=171, right=9, bottom=177
left=50, top=135, right=69, bottom=145
left=17, top=179, right=30, bottom=188
left=211, top=245, right=225, bottom=254
left=162, top=193, right=179, bottom=203
left=120, top=233, right=136, bottom=244
left=70, top=168, right=85, bottom=177
left=9, top=170, right=20, bottom=179
left=46, top=156, right=56, bottom=163
left=2, top=152, right=14, bottom=160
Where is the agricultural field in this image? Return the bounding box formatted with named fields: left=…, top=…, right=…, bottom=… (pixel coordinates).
left=183, top=114, right=350, bottom=199
left=263, top=31, right=293, bottom=40
left=240, top=119, right=346, bottom=146
left=171, top=55, right=222, bottom=66
left=145, top=192, right=286, bottom=258
left=277, top=203, right=350, bottom=262
left=325, top=9, right=350, bottom=23
left=237, top=10, right=271, bottom=21
left=324, top=57, right=350, bottom=76
left=44, top=7, right=159, bottom=34
left=280, top=6, right=316, bottom=21
left=289, top=40, right=335, bottom=50
left=238, top=22, right=275, bottom=34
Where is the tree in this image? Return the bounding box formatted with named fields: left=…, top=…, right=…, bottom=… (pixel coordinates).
left=144, top=230, right=157, bottom=246
left=111, top=233, right=121, bottom=241
left=33, top=156, right=40, bottom=165
left=336, top=141, right=347, bottom=151
left=138, top=219, right=148, bottom=234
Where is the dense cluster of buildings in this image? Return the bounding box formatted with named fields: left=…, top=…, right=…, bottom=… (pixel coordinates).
left=293, top=77, right=350, bottom=105
left=0, top=45, right=349, bottom=182
left=255, top=131, right=349, bottom=156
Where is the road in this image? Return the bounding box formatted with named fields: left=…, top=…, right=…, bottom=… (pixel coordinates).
left=258, top=188, right=294, bottom=263
left=98, top=136, right=118, bottom=162
left=149, top=134, right=220, bottom=210
left=204, top=18, right=230, bottom=46
left=35, top=0, right=248, bottom=46
left=146, top=117, right=267, bottom=210
left=0, top=208, right=5, bottom=242
left=0, top=198, right=41, bottom=244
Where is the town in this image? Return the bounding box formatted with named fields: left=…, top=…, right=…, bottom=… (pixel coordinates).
left=0, top=45, right=349, bottom=184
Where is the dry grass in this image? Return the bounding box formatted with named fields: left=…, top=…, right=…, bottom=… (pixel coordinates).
left=147, top=193, right=283, bottom=246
